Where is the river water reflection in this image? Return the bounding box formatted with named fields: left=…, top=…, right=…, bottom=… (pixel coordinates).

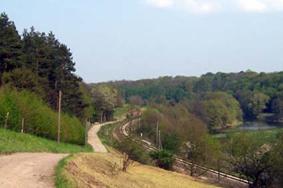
left=239, top=121, right=283, bottom=131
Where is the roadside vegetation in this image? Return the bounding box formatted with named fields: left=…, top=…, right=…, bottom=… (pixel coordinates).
left=97, top=121, right=120, bottom=147
left=56, top=155, right=76, bottom=188
left=0, top=13, right=95, bottom=146
left=57, top=152, right=219, bottom=188
left=0, top=128, right=92, bottom=154
left=0, top=88, right=86, bottom=145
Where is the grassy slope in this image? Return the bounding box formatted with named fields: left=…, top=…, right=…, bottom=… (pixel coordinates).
left=59, top=152, right=219, bottom=188
left=56, top=155, right=77, bottom=188
left=0, top=128, right=92, bottom=154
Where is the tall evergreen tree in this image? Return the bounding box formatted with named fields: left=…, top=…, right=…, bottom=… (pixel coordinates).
left=0, top=16, right=88, bottom=119
left=0, top=13, right=22, bottom=85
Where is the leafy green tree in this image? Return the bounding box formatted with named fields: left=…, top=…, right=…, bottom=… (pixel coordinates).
left=271, top=133, right=283, bottom=187
left=225, top=133, right=276, bottom=188
left=199, top=92, right=242, bottom=130
left=2, top=68, right=42, bottom=94
left=21, top=28, right=87, bottom=119
left=162, top=133, right=182, bottom=154
left=91, top=84, right=122, bottom=122
left=271, top=96, right=283, bottom=115
left=237, top=91, right=270, bottom=120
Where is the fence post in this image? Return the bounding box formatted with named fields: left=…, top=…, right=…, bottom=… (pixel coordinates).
left=85, top=120, right=89, bottom=145
left=4, top=112, right=9, bottom=129
left=21, top=118, right=25, bottom=133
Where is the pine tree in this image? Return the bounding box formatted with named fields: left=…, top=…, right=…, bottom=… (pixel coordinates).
left=1, top=13, right=89, bottom=120
left=0, top=13, right=23, bottom=85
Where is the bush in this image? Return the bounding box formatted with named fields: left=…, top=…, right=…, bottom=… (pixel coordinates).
left=0, top=87, right=85, bottom=145
left=150, top=150, right=174, bottom=170
left=118, top=138, right=151, bottom=164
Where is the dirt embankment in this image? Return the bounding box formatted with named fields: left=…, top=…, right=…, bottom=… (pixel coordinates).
left=62, top=152, right=219, bottom=188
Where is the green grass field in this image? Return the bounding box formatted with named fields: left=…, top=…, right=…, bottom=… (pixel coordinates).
left=0, top=128, right=92, bottom=154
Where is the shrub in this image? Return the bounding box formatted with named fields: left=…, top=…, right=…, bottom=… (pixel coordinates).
left=0, top=87, right=85, bottom=144
left=150, top=150, right=174, bottom=170
left=118, top=138, right=151, bottom=164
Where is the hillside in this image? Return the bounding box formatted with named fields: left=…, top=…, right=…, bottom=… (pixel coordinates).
left=0, top=128, right=92, bottom=154
left=58, top=152, right=219, bottom=188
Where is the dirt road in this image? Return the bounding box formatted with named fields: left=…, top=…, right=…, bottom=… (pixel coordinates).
left=87, top=121, right=118, bottom=152
left=0, top=121, right=118, bottom=187
left=0, top=153, right=67, bottom=188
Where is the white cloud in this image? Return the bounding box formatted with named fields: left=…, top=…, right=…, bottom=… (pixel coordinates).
left=182, top=0, right=222, bottom=14
left=145, top=0, right=221, bottom=13
left=145, top=0, right=283, bottom=13
left=238, top=0, right=267, bottom=12
left=146, top=0, right=174, bottom=8
left=267, top=0, right=283, bottom=9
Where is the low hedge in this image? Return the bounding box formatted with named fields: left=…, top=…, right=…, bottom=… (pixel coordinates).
left=0, top=87, right=85, bottom=145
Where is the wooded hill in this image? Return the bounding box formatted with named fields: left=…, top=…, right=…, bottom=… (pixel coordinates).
left=0, top=12, right=91, bottom=120
left=0, top=13, right=93, bottom=144
left=106, top=71, right=283, bottom=127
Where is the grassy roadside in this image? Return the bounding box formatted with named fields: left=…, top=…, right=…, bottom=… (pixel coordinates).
left=55, top=155, right=76, bottom=188
left=97, top=121, right=120, bottom=147
left=0, top=128, right=92, bottom=154
left=57, top=152, right=219, bottom=188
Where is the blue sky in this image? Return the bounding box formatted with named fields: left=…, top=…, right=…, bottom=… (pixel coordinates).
left=1, top=0, right=283, bottom=82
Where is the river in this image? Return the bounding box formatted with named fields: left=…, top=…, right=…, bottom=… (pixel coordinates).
left=239, top=121, right=283, bottom=131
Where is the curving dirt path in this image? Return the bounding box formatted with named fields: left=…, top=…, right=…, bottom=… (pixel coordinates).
left=0, top=153, right=67, bottom=188
left=0, top=121, right=120, bottom=188
left=87, top=121, right=118, bottom=153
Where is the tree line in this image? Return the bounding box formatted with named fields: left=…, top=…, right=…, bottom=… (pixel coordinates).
left=108, top=71, right=283, bottom=129
left=0, top=13, right=89, bottom=120
left=0, top=12, right=126, bottom=130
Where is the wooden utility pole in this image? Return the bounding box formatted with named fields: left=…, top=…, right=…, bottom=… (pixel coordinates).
left=57, top=90, right=62, bottom=143
left=21, top=118, right=25, bottom=133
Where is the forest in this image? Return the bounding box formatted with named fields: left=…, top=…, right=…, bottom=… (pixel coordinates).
left=1, top=12, right=283, bottom=187
left=99, top=72, right=283, bottom=187
left=109, top=71, right=283, bottom=128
